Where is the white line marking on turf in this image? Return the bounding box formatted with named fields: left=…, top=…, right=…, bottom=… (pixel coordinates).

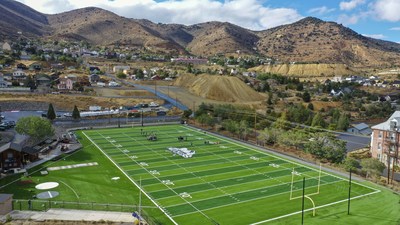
left=59, top=180, right=80, bottom=199
left=183, top=126, right=381, bottom=193
left=82, top=131, right=179, bottom=225
left=249, top=189, right=380, bottom=225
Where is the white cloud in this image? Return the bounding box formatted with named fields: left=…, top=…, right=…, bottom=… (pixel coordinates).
left=14, top=0, right=303, bottom=30
left=362, top=34, right=386, bottom=39
left=372, top=0, right=400, bottom=22
left=308, top=6, right=335, bottom=15
left=390, top=27, right=400, bottom=31
left=337, top=14, right=360, bottom=25
left=339, top=0, right=366, bottom=11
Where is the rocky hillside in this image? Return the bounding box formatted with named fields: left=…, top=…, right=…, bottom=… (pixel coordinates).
left=0, top=0, right=50, bottom=39
left=1, top=1, right=400, bottom=67
left=174, top=74, right=265, bottom=102
left=255, top=17, right=400, bottom=67
left=253, top=63, right=356, bottom=77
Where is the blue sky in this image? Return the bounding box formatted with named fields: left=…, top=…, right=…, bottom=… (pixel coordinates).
left=16, top=0, right=400, bottom=43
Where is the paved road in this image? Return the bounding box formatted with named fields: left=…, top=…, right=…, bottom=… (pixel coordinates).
left=103, top=73, right=189, bottom=111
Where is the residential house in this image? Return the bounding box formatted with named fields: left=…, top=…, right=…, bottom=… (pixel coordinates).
left=1, top=42, right=11, bottom=51
left=370, top=111, right=400, bottom=167
left=89, top=74, right=100, bottom=83
left=89, top=66, right=100, bottom=73
left=347, top=123, right=372, bottom=135
left=12, top=70, right=27, bottom=86
left=332, top=76, right=343, bottom=83
left=170, top=58, right=208, bottom=65
left=16, top=63, right=27, bottom=70
left=57, top=76, right=75, bottom=90
left=51, top=63, right=64, bottom=70
left=30, top=63, right=41, bottom=71
left=0, top=73, right=7, bottom=88
left=113, top=66, right=130, bottom=73
left=393, top=80, right=400, bottom=88
left=35, top=75, right=51, bottom=86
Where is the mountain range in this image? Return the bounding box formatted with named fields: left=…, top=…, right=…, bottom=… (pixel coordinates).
left=1, top=0, right=400, bottom=67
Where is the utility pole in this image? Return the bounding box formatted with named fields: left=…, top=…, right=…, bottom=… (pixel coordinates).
left=301, top=177, right=305, bottom=225
left=347, top=169, right=352, bottom=215
left=391, top=120, right=398, bottom=184
left=254, top=111, right=257, bottom=144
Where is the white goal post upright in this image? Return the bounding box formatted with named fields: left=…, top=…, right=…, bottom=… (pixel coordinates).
left=289, top=164, right=322, bottom=217
left=290, top=164, right=322, bottom=200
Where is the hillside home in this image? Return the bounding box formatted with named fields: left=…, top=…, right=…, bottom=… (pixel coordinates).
left=393, top=80, right=400, bottom=88
left=89, top=74, right=100, bottom=83
left=370, top=111, right=400, bottom=167
left=1, top=42, right=11, bottom=51
left=57, top=76, right=75, bottom=90
left=171, top=58, right=208, bottom=65
left=35, top=75, right=51, bottom=86
left=347, top=123, right=372, bottom=135
left=0, top=73, right=7, bottom=88
left=16, top=63, right=27, bottom=70
left=12, top=70, right=26, bottom=78
left=113, top=66, right=130, bottom=73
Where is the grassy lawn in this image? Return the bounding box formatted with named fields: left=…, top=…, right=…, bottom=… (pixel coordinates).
left=1, top=124, right=399, bottom=225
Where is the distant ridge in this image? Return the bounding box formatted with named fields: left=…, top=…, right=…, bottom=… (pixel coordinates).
left=0, top=0, right=400, bottom=67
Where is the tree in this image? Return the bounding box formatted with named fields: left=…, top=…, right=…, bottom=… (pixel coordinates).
left=72, top=105, right=80, bottom=119
left=304, top=133, right=347, bottom=163
left=302, top=91, right=311, bottom=102
left=267, top=92, right=273, bottom=105
left=15, top=116, right=54, bottom=140
left=336, top=114, right=350, bottom=131
left=274, top=111, right=288, bottom=129
left=360, top=158, right=386, bottom=178
left=307, top=103, right=314, bottom=111
left=182, top=109, right=193, bottom=119
left=47, top=103, right=56, bottom=121
left=343, top=157, right=360, bottom=172
left=311, top=113, right=326, bottom=128
left=116, top=71, right=127, bottom=79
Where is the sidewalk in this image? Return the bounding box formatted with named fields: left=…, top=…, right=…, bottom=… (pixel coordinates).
left=5, top=209, right=137, bottom=223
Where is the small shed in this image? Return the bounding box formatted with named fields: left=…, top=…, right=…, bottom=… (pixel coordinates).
left=347, top=123, right=372, bottom=135
left=0, top=194, right=13, bottom=215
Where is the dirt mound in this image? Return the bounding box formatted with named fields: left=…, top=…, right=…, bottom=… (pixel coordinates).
left=173, top=74, right=264, bottom=102
left=253, top=64, right=355, bottom=77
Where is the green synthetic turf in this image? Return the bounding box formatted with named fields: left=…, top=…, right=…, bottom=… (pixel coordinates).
left=1, top=124, right=398, bottom=225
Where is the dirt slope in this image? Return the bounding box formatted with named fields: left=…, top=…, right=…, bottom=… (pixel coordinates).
left=173, top=74, right=265, bottom=102
left=253, top=63, right=355, bottom=77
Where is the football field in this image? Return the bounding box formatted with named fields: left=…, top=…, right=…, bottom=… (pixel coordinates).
left=82, top=124, right=379, bottom=225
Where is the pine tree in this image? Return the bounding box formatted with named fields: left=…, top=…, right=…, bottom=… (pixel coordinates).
left=47, top=103, right=56, bottom=120
left=72, top=105, right=80, bottom=119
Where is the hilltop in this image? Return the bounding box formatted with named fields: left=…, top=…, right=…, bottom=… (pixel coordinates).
left=0, top=1, right=400, bottom=67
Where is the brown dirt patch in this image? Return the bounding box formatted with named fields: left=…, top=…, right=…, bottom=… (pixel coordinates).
left=173, top=74, right=265, bottom=103
left=0, top=93, right=162, bottom=111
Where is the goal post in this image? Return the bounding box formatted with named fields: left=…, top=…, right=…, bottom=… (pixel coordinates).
left=289, top=164, right=322, bottom=217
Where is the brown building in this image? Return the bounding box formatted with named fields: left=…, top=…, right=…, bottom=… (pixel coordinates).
left=0, top=140, right=40, bottom=171
left=371, top=111, right=400, bottom=167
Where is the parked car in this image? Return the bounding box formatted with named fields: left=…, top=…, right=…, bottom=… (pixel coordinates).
left=4, top=121, right=15, bottom=127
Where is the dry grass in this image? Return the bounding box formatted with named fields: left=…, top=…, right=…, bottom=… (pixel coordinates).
left=0, top=93, right=161, bottom=111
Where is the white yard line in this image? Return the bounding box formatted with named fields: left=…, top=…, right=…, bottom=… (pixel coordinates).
left=82, top=131, right=179, bottom=225
left=173, top=179, right=345, bottom=218
left=249, top=189, right=380, bottom=225
left=183, top=126, right=380, bottom=193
